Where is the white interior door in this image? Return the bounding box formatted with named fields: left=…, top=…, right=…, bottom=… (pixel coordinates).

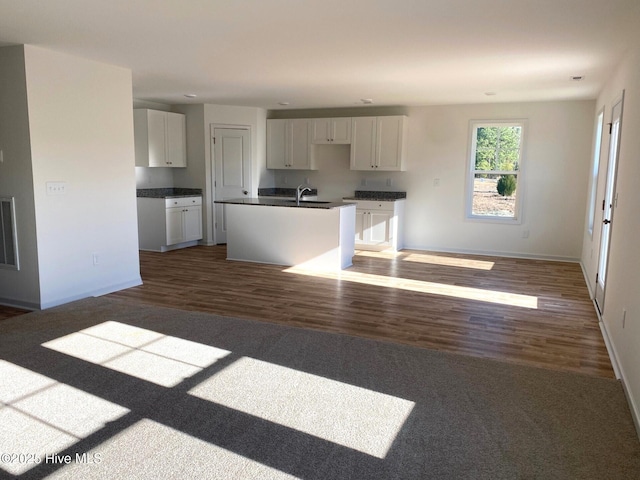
left=595, top=94, right=624, bottom=313
left=213, top=127, right=251, bottom=244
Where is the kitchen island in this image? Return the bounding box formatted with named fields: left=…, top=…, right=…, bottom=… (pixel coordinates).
left=215, top=198, right=356, bottom=271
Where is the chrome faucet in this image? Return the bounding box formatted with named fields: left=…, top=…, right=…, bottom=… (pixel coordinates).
left=296, top=184, right=312, bottom=204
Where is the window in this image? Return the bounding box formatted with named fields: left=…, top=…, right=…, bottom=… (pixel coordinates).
left=587, top=109, right=604, bottom=237
left=466, top=120, right=526, bottom=222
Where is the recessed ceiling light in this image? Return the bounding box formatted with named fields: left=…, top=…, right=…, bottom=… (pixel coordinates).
left=360, top=98, right=374, bottom=104
left=278, top=101, right=290, bottom=106
left=184, top=94, right=197, bottom=98
left=570, top=75, right=584, bottom=81
left=485, top=92, right=497, bottom=96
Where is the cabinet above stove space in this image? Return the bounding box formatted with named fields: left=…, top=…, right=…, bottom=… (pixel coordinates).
left=266, top=115, right=407, bottom=172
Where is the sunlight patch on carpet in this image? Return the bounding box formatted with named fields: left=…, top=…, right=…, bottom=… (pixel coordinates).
left=188, top=357, right=415, bottom=458
left=42, top=321, right=231, bottom=387
left=46, top=419, right=301, bottom=479
left=0, top=360, right=129, bottom=476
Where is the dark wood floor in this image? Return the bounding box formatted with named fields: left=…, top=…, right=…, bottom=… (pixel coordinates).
left=1, top=245, right=613, bottom=378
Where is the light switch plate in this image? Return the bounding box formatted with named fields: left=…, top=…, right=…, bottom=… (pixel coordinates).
left=46, top=181, right=67, bottom=195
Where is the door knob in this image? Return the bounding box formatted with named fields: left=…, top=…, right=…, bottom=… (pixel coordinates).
left=243, top=190, right=248, bottom=195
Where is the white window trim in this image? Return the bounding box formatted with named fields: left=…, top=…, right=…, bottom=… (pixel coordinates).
left=465, top=119, right=527, bottom=225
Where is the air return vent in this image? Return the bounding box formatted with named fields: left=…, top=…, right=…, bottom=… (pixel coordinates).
left=0, top=197, right=19, bottom=270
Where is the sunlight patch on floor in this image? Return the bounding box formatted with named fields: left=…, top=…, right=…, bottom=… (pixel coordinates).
left=189, top=357, right=415, bottom=459
left=354, top=250, right=495, bottom=270
left=0, top=360, right=130, bottom=476
left=285, top=267, right=537, bottom=309
left=401, top=252, right=495, bottom=270
left=42, top=321, right=231, bottom=387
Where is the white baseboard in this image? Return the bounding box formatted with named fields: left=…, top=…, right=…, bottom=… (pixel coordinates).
left=598, top=314, right=640, bottom=440
left=39, top=277, right=143, bottom=310
left=0, top=298, right=39, bottom=311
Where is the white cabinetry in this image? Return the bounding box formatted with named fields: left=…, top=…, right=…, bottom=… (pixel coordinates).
left=310, top=117, right=351, bottom=144
left=137, top=196, right=202, bottom=252
left=267, top=119, right=315, bottom=169
left=349, top=199, right=405, bottom=251
left=350, top=116, right=407, bottom=171
left=134, top=109, right=186, bottom=167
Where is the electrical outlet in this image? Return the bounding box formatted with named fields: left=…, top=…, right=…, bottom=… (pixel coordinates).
left=433, top=178, right=440, bottom=187
left=386, top=178, right=392, bottom=187
left=522, top=230, right=530, bottom=239
left=361, top=178, right=367, bottom=186
left=92, top=253, right=99, bottom=266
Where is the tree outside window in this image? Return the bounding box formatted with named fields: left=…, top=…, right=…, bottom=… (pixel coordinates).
left=467, top=121, right=525, bottom=222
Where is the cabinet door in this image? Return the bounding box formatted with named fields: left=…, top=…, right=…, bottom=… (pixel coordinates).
left=289, top=119, right=313, bottom=169
left=310, top=119, right=331, bottom=144
left=350, top=117, right=377, bottom=170
left=376, top=116, right=405, bottom=171
left=147, top=110, right=167, bottom=167
left=166, top=112, right=186, bottom=167
left=330, top=118, right=351, bottom=144
left=165, top=207, right=185, bottom=245
left=354, top=209, right=367, bottom=244
left=183, top=206, right=203, bottom=242
left=369, top=211, right=392, bottom=245
left=266, top=119, right=288, bottom=169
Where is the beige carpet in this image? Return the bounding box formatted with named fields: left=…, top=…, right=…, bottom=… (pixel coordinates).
left=1, top=297, right=639, bottom=479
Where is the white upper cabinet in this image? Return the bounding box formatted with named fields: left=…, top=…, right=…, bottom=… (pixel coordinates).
left=350, top=117, right=378, bottom=170
left=266, top=119, right=288, bottom=169
left=350, top=115, right=408, bottom=171
left=310, top=117, right=352, bottom=144
left=266, top=119, right=316, bottom=170
left=134, top=109, right=186, bottom=167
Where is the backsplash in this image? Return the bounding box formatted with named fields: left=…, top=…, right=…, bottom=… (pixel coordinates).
left=137, top=188, right=202, bottom=198
left=352, top=190, right=407, bottom=200
left=258, top=187, right=318, bottom=197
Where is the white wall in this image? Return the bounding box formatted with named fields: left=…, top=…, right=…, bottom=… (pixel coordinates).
left=272, top=100, right=594, bottom=260
left=23, top=45, right=141, bottom=308
left=0, top=46, right=40, bottom=308
left=581, top=39, right=640, bottom=431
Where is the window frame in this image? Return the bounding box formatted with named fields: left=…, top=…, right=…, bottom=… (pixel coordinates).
left=587, top=108, right=604, bottom=238
left=465, top=119, right=527, bottom=224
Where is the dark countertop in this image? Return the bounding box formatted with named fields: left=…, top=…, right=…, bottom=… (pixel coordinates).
left=137, top=188, right=203, bottom=199
left=216, top=198, right=354, bottom=209
left=343, top=190, right=407, bottom=201
left=258, top=187, right=318, bottom=197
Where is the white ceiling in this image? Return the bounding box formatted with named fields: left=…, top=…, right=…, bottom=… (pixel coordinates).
left=1, top=0, right=638, bottom=109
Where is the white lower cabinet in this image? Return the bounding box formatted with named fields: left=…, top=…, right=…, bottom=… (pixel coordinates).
left=350, top=200, right=405, bottom=251
left=137, top=196, right=202, bottom=252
